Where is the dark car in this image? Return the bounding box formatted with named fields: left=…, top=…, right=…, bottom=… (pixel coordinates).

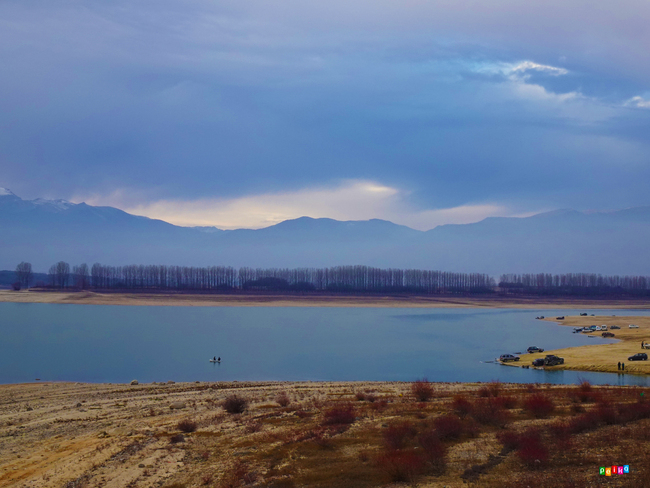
left=628, top=353, right=648, bottom=361
left=544, top=355, right=565, bottom=366
left=500, top=354, right=520, bottom=362
left=556, top=316, right=565, bottom=320
left=610, top=325, right=621, bottom=329
left=602, top=332, right=615, bottom=338
left=527, top=346, right=545, bottom=353
left=532, top=358, right=545, bottom=367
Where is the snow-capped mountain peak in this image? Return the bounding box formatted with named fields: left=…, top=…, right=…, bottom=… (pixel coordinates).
left=0, top=187, right=16, bottom=196
left=31, top=198, right=74, bottom=211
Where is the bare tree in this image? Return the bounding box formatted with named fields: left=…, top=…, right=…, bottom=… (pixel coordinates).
left=15, top=262, right=32, bottom=289
left=73, top=263, right=89, bottom=289
left=53, top=261, right=70, bottom=288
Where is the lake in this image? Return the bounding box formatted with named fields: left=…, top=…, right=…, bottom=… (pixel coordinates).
left=1, top=303, right=649, bottom=386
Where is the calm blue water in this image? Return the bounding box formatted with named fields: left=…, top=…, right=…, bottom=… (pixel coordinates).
left=0, top=304, right=648, bottom=386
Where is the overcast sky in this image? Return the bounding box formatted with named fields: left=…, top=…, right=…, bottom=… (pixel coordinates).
left=1, top=0, right=649, bottom=229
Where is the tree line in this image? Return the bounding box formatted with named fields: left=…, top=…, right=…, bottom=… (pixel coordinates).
left=499, top=273, right=650, bottom=296
left=20, top=261, right=495, bottom=294
left=11, top=261, right=650, bottom=296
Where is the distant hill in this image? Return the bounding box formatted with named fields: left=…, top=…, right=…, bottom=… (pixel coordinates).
left=1, top=187, right=649, bottom=275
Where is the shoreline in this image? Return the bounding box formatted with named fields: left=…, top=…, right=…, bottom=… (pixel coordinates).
left=2, top=289, right=650, bottom=308
left=509, top=315, right=650, bottom=375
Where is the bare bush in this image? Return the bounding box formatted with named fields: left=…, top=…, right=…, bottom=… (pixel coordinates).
left=275, top=392, right=291, bottom=407
left=411, top=379, right=434, bottom=402
left=223, top=395, right=248, bottom=414
left=177, top=419, right=197, bottom=433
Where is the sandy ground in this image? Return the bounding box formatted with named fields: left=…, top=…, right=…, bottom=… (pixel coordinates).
left=2, top=381, right=650, bottom=488
left=509, top=315, right=650, bottom=375
left=0, top=381, right=473, bottom=488
left=2, top=290, right=650, bottom=309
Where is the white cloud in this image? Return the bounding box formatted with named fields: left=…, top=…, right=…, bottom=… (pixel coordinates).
left=75, top=180, right=523, bottom=231
left=625, top=96, right=650, bottom=109
left=509, top=61, right=568, bottom=77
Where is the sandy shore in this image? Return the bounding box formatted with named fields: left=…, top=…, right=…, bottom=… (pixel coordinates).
left=3, top=289, right=650, bottom=308
left=512, top=315, right=650, bottom=375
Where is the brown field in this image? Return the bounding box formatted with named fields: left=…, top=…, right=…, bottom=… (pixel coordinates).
left=1, top=380, right=649, bottom=488
left=510, top=315, right=650, bottom=375
left=3, top=289, right=650, bottom=309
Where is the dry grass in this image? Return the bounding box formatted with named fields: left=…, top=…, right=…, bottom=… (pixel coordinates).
left=1, top=380, right=650, bottom=487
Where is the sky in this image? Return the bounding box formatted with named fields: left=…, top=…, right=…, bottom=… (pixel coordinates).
left=1, top=0, right=649, bottom=230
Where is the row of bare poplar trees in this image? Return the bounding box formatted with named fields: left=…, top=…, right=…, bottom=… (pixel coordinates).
left=37, top=262, right=496, bottom=294
left=499, top=273, right=650, bottom=295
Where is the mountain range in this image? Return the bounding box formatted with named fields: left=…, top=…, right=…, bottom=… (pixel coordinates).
left=1, top=187, right=649, bottom=276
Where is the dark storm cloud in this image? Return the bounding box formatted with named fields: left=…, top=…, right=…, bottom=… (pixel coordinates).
left=0, top=0, right=649, bottom=224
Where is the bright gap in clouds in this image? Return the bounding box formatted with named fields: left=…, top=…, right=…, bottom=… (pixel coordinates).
left=77, top=180, right=525, bottom=230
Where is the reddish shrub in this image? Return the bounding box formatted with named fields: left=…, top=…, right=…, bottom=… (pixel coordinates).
left=517, top=441, right=549, bottom=469
left=411, top=379, right=435, bottom=402
left=516, top=428, right=548, bottom=469
left=452, top=395, right=473, bottom=417
left=383, top=421, right=417, bottom=450
left=578, top=380, right=592, bottom=393
left=177, top=419, right=198, bottom=433
left=355, top=391, right=366, bottom=401
left=377, top=450, right=424, bottom=482
left=567, top=411, right=600, bottom=434
left=523, top=394, right=555, bottom=418
left=322, top=403, right=356, bottom=425
left=570, top=403, right=586, bottom=414
left=597, top=403, right=619, bottom=425
left=463, top=418, right=481, bottom=438
left=478, top=381, right=501, bottom=398
left=547, top=421, right=572, bottom=448
left=618, top=400, right=650, bottom=423
left=472, top=398, right=511, bottom=427
left=497, top=395, right=519, bottom=409
left=417, top=430, right=447, bottom=474
left=496, top=430, right=521, bottom=452
left=371, top=400, right=388, bottom=411
left=223, top=395, right=248, bottom=414
left=433, top=414, right=463, bottom=440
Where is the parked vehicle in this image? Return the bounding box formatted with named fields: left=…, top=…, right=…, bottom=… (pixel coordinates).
left=527, top=346, right=545, bottom=353
left=532, top=358, right=545, bottom=367
left=602, top=332, right=615, bottom=338
left=643, top=344, right=650, bottom=350
left=589, top=325, right=598, bottom=331
left=500, top=354, right=520, bottom=362
left=573, top=327, right=583, bottom=333
left=629, top=324, right=640, bottom=329
left=628, top=353, right=648, bottom=361
left=544, top=355, right=565, bottom=366
left=556, top=316, right=565, bottom=320
left=610, top=325, right=621, bottom=329
left=595, top=326, right=602, bottom=331
left=601, top=325, right=607, bottom=330
left=580, top=313, right=588, bottom=316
